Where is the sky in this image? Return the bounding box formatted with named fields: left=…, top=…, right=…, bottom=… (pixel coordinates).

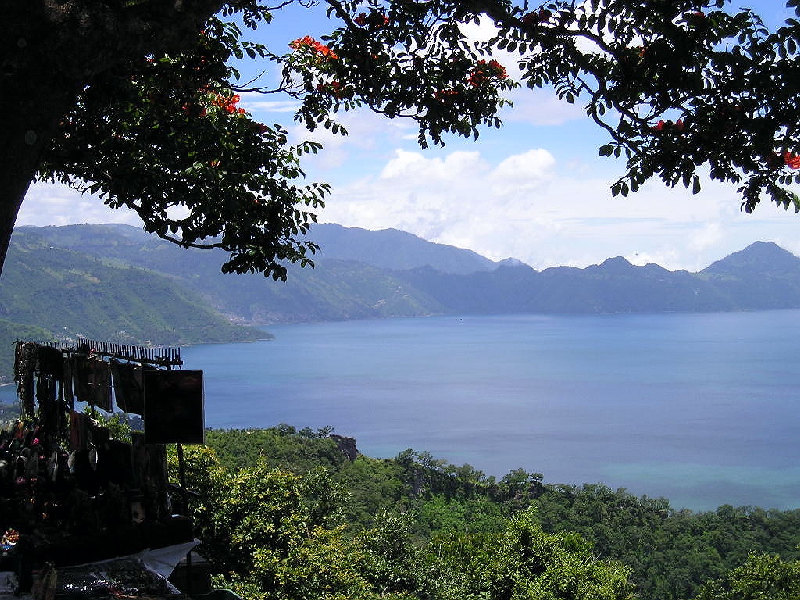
left=18, top=0, right=800, bottom=272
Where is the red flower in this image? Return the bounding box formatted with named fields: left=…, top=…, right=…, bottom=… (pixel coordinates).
left=290, top=36, right=338, bottom=59
left=522, top=8, right=551, bottom=26
left=290, top=35, right=316, bottom=50
left=317, top=80, right=349, bottom=99
left=784, top=152, right=800, bottom=169
left=434, top=88, right=459, bottom=101
left=467, top=59, right=507, bottom=87
left=355, top=11, right=389, bottom=28
left=210, top=92, right=243, bottom=114
left=651, top=119, right=686, bottom=133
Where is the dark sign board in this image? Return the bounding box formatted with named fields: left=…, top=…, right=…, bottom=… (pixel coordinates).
left=143, top=370, right=204, bottom=444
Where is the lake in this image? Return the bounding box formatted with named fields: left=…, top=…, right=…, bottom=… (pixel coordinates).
left=1, top=310, right=796, bottom=512
left=182, top=310, right=800, bottom=512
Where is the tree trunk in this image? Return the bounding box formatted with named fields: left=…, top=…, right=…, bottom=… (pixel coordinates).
left=0, top=0, right=225, bottom=275
left=0, top=68, right=79, bottom=274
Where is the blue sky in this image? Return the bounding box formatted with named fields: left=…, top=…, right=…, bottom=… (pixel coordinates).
left=19, top=1, right=800, bottom=271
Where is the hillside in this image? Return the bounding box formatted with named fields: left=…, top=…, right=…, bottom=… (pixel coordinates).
left=0, top=232, right=265, bottom=379
left=390, top=242, right=800, bottom=315
left=4, top=225, right=800, bottom=381
left=8, top=225, right=463, bottom=325
left=310, top=223, right=498, bottom=273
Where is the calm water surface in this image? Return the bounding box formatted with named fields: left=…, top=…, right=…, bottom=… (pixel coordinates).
left=183, top=310, right=800, bottom=512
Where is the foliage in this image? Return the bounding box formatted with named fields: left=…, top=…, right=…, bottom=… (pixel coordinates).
left=170, top=440, right=638, bottom=600
left=195, top=426, right=800, bottom=600
left=205, top=426, right=348, bottom=474
left=0, top=232, right=262, bottom=351
left=535, top=485, right=800, bottom=600
left=693, top=552, right=800, bottom=600
left=442, top=508, right=635, bottom=600
left=285, top=2, right=514, bottom=147
left=39, top=16, right=328, bottom=281
left=83, top=406, right=133, bottom=444
left=169, top=444, right=369, bottom=599
left=304, top=0, right=800, bottom=211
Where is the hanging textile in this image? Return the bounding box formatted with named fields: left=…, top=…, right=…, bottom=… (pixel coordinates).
left=62, top=353, right=75, bottom=410
left=14, top=341, right=37, bottom=416
left=36, top=374, right=58, bottom=436
left=73, top=355, right=91, bottom=405
left=36, top=345, right=63, bottom=378
left=131, top=432, right=171, bottom=520
left=69, top=410, right=89, bottom=453
left=110, top=360, right=145, bottom=415
left=74, top=355, right=112, bottom=411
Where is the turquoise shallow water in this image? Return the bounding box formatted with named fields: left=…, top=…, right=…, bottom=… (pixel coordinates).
left=183, top=310, right=800, bottom=512
left=3, top=310, right=798, bottom=511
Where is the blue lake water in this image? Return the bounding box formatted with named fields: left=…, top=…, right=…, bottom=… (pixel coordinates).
left=3, top=310, right=797, bottom=512
left=182, top=310, right=800, bottom=512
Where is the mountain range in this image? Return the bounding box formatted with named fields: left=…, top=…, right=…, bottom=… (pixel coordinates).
left=2, top=223, right=800, bottom=378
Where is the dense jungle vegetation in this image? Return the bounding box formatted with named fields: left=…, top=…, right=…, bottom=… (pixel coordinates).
left=170, top=426, right=800, bottom=600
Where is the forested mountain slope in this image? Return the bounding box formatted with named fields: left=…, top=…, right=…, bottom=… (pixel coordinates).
left=4, top=225, right=800, bottom=382
left=0, top=233, right=263, bottom=378
left=14, top=225, right=800, bottom=326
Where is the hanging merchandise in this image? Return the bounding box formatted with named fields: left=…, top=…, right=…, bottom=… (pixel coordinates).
left=74, top=355, right=113, bottom=412
left=62, top=353, right=75, bottom=410
left=88, top=357, right=113, bottom=412
left=14, top=341, right=37, bottom=417
left=36, top=345, right=63, bottom=378
left=131, top=432, right=172, bottom=521
left=69, top=410, right=88, bottom=453
left=5, top=338, right=199, bottom=573
left=110, top=360, right=145, bottom=415
left=36, top=374, right=58, bottom=435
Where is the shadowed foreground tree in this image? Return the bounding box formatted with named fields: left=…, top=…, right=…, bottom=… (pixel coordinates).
left=3, top=1, right=800, bottom=278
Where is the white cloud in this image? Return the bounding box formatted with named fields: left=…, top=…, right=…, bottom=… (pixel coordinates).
left=381, top=149, right=487, bottom=181
left=318, top=145, right=800, bottom=271
left=282, top=109, right=416, bottom=170
left=239, top=96, right=300, bottom=114
left=18, top=182, right=139, bottom=227
left=489, top=149, right=555, bottom=196
left=15, top=139, right=800, bottom=275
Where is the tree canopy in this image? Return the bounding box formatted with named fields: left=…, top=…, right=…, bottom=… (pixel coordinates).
left=170, top=427, right=800, bottom=600
left=3, top=0, right=800, bottom=278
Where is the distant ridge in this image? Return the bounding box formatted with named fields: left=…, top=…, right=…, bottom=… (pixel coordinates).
left=702, top=241, right=800, bottom=276
left=4, top=225, right=800, bottom=370
left=309, top=224, right=497, bottom=274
